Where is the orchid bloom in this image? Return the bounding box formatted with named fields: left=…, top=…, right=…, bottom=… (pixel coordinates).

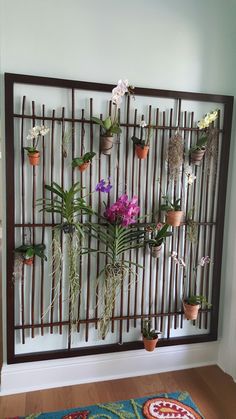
left=95, top=178, right=112, bottom=193
left=104, top=194, right=140, bottom=227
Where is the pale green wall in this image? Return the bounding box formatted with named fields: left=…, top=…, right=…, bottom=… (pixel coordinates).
left=0, top=0, right=236, bottom=373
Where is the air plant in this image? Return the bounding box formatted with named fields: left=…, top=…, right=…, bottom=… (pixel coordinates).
left=87, top=194, right=145, bottom=338
left=38, top=182, right=93, bottom=327
left=186, top=208, right=198, bottom=245
left=167, top=130, right=184, bottom=181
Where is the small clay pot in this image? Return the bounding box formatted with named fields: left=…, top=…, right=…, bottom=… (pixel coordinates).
left=135, top=145, right=149, bottom=159
left=166, top=210, right=183, bottom=227
left=183, top=302, right=200, bottom=320
left=78, top=162, right=90, bottom=172
left=191, top=148, right=206, bottom=166
left=28, top=151, right=40, bottom=166
left=100, top=136, right=113, bottom=155
left=143, top=337, right=158, bottom=352
left=24, top=257, right=34, bottom=266
left=150, top=244, right=162, bottom=258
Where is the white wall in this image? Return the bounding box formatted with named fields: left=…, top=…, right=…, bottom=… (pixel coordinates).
left=1, top=0, right=236, bottom=392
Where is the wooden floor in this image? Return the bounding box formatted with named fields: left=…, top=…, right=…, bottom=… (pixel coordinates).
left=0, top=365, right=236, bottom=418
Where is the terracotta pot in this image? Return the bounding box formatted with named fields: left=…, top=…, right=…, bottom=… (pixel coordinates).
left=78, top=162, right=90, bottom=172
left=191, top=148, right=206, bottom=166
left=183, top=302, right=200, bottom=320
left=135, top=145, right=149, bottom=159
left=100, top=136, right=113, bottom=155
left=143, top=337, right=158, bottom=352
left=24, top=257, right=34, bottom=266
left=150, top=244, right=162, bottom=258
left=166, top=210, right=183, bottom=227
left=28, top=151, right=40, bottom=166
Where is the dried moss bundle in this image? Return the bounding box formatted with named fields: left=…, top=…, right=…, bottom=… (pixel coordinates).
left=205, top=127, right=219, bottom=176
left=167, top=132, right=184, bottom=181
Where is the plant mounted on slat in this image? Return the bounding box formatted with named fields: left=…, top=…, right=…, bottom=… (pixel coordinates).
left=131, top=120, right=152, bottom=160
left=166, top=130, right=184, bottom=181
left=86, top=194, right=145, bottom=338
left=38, top=182, right=93, bottom=326
left=24, top=125, right=50, bottom=166
left=14, top=243, right=47, bottom=266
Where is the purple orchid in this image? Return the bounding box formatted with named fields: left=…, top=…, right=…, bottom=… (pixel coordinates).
left=104, top=194, right=140, bottom=227
left=95, top=178, right=112, bottom=193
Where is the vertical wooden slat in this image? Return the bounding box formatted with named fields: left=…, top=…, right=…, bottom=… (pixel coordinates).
left=78, top=108, right=85, bottom=332
left=132, top=109, right=138, bottom=328
left=167, top=108, right=174, bottom=339
left=160, top=111, right=166, bottom=332
left=40, top=104, right=46, bottom=336
left=59, top=107, right=65, bottom=335
left=20, top=96, right=26, bottom=344
left=31, top=101, right=36, bottom=339
left=50, top=109, right=56, bottom=335
left=153, top=108, right=160, bottom=331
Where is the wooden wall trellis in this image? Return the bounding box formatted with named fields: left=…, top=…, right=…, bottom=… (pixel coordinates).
left=5, top=73, right=233, bottom=364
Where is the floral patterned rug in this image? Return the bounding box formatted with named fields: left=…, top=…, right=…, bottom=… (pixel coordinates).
left=7, top=391, right=204, bottom=418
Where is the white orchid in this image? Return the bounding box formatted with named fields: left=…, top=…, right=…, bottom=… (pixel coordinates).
left=139, top=120, right=147, bottom=128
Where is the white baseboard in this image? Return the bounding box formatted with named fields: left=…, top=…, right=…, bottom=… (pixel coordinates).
left=0, top=342, right=219, bottom=395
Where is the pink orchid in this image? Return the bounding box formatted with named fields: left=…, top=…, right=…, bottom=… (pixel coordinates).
left=104, top=194, right=140, bottom=227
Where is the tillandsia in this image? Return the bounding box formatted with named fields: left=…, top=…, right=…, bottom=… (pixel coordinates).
left=24, top=125, right=50, bottom=154
left=186, top=208, right=198, bottom=245
left=170, top=251, right=212, bottom=307
left=167, top=130, right=184, bottom=181
left=91, top=79, right=134, bottom=137
left=87, top=194, right=145, bottom=338
left=38, top=181, right=93, bottom=328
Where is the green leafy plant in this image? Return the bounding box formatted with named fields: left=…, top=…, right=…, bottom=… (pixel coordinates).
left=38, top=182, right=93, bottom=235
left=184, top=295, right=211, bottom=307
left=86, top=194, right=145, bottom=337
left=38, top=182, right=93, bottom=328
left=15, top=244, right=47, bottom=261
left=190, top=135, right=208, bottom=152
left=146, top=223, right=172, bottom=247
left=142, top=319, right=161, bottom=340
left=131, top=121, right=152, bottom=149
left=91, top=116, right=122, bottom=136
left=160, top=196, right=182, bottom=212
left=72, top=151, right=96, bottom=168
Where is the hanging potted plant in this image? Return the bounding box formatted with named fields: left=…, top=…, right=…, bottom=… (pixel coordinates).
left=24, top=125, right=50, bottom=166
left=190, top=110, right=218, bottom=166
left=38, top=181, right=93, bottom=325
left=87, top=194, right=145, bottom=338
left=160, top=196, right=183, bottom=227
left=131, top=120, right=152, bottom=160
left=141, top=319, right=161, bottom=352
left=146, top=223, right=172, bottom=258
left=72, top=151, right=96, bottom=172
left=91, top=79, right=134, bottom=155
left=171, top=252, right=212, bottom=321
left=14, top=243, right=47, bottom=265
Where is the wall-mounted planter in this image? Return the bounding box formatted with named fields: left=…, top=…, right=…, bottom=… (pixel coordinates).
left=23, top=257, right=34, bottom=266
left=135, top=145, right=149, bottom=159
left=166, top=210, right=183, bottom=227
left=191, top=148, right=206, bottom=166
left=183, top=302, right=200, bottom=320
left=28, top=151, right=40, bottom=166
left=150, top=244, right=162, bottom=258
left=78, top=162, right=90, bottom=172
left=100, top=136, right=113, bottom=155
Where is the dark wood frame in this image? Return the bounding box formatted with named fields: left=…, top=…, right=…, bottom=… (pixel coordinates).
left=5, top=73, right=233, bottom=364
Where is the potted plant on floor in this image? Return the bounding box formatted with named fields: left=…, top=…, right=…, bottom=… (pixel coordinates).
left=160, top=196, right=183, bottom=227
left=14, top=243, right=47, bottom=265
left=146, top=222, right=172, bottom=258
left=190, top=110, right=218, bottom=166
left=142, top=319, right=161, bottom=351
left=72, top=151, right=96, bottom=172
left=131, top=120, right=152, bottom=160
left=91, top=79, right=134, bottom=155
left=24, top=125, right=50, bottom=166
left=87, top=194, right=145, bottom=338
left=171, top=252, right=212, bottom=320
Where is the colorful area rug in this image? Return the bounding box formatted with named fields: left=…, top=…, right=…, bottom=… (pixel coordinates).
left=7, top=391, right=204, bottom=418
